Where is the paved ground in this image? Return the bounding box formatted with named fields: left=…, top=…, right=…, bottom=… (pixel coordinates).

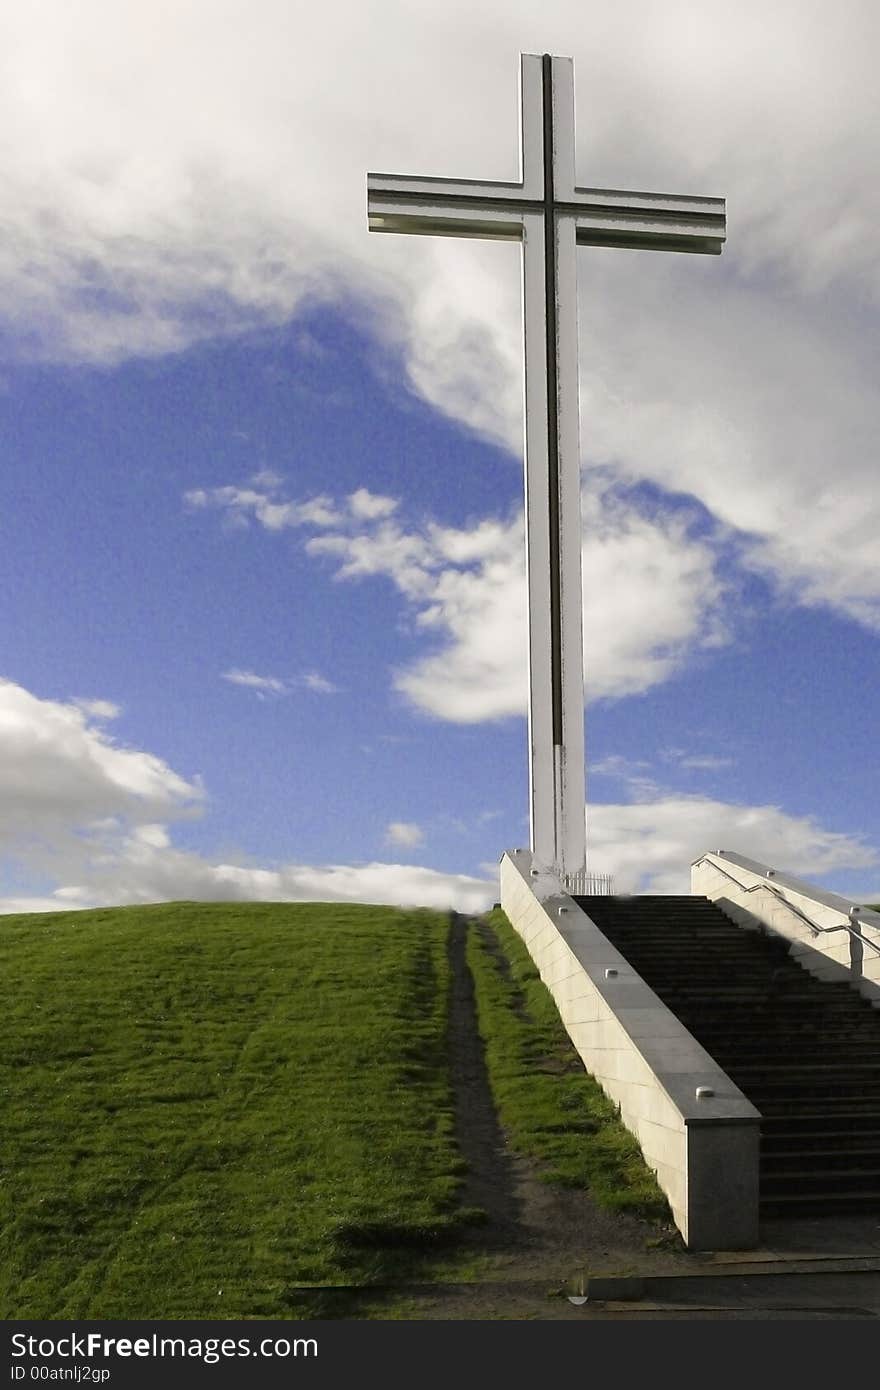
left=366, top=1209, right=880, bottom=1320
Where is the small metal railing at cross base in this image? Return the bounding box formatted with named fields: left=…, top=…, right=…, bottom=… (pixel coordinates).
left=562, top=870, right=614, bottom=896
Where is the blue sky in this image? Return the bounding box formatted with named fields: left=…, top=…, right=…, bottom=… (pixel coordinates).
left=2, top=1, right=878, bottom=912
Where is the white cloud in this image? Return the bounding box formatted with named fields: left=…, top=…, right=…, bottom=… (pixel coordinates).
left=292, top=329, right=330, bottom=361
left=588, top=795, right=878, bottom=895
left=221, top=668, right=340, bottom=697
left=249, top=467, right=285, bottom=489
left=0, top=679, right=204, bottom=857
left=590, top=754, right=659, bottom=799
left=1, top=679, right=873, bottom=917
left=2, top=780, right=873, bottom=918
left=131, top=823, right=171, bottom=848
left=0, top=895, right=86, bottom=915
left=1, top=1, right=877, bottom=366
left=300, top=479, right=728, bottom=721
left=1, top=2, right=876, bottom=633
left=0, top=676, right=494, bottom=914
left=295, top=496, right=345, bottom=529
left=194, top=473, right=729, bottom=722
left=307, top=519, right=433, bottom=590
left=576, top=264, right=880, bottom=632
left=384, top=821, right=425, bottom=849
left=72, top=697, right=121, bottom=720
left=592, top=754, right=651, bottom=778
left=302, top=671, right=339, bottom=694
left=221, top=668, right=287, bottom=697
left=185, top=485, right=340, bottom=533
left=659, top=748, right=735, bottom=772
left=348, top=487, right=399, bottom=521
left=0, top=824, right=494, bottom=917
left=679, top=756, right=734, bottom=772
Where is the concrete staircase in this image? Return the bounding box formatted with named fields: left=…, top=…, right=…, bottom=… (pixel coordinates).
left=574, top=894, right=880, bottom=1217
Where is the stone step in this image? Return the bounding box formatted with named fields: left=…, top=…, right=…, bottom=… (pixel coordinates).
left=592, top=908, right=762, bottom=918
left=759, top=1113, right=880, bottom=1132
left=744, top=1085, right=880, bottom=1102
left=626, top=965, right=850, bottom=980
left=718, top=1058, right=873, bottom=1075
left=646, top=993, right=863, bottom=1009
left=735, top=1080, right=880, bottom=1095
left=685, top=1024, right=876, bottom=1039
left=578, top=917, right=759, bottom=934
left=739, top=1091, right=880, bottom=1106
left=604, top=931, right=793, bottom=943
left=760, top=1190, right=880, bottom=1215
left=600, top=935, right=784, bottom=948
left=621, top=968, right=807, bottom=980
left=693, top=1015, right=875, bottom=1028
left=631, top=967, right=858, bottom=986
left=601, top=930, right=790, bottom=941
left=690, top=1022, right=877, bottom=1035
left=635, top=991, right=860, bottom=1007
left=670, top=1001, right=870, bottom=1016
left=735, top=1063, right=880, bottom=1079
left=712, top=1054, right=875, bottom=1070
left=601, top=937, right=789, bottom=948
left=702, top=1036, right=877, bottom=1054
left=737, top=1063, right=880, bottom=1080
left=756, top=1098, right=880, bottom=1115
left=620, top=967, right=797, bottom=977
left=617, top=961, right=845, bottom=984
left=761, top=1168, right=880, bottom=1196
left=572, top=900, right=722, bottom=911
left=665, top=1017, right=868, bottom=1034
left=595, top=925, right=785, bottom=937
left=701, top=1046, right=877, bottom=1061
left=762, top=1147, right=880, bottom=1170
left=617, top=953, right=835, bottom=969
left=761, top=1130, right=880, bottom=1150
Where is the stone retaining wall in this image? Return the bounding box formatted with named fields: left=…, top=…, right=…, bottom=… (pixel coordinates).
left=499, top=849, right=760, bottom=1250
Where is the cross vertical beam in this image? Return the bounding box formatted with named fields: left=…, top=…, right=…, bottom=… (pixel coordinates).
left=367, top=53, right=725, bottom=881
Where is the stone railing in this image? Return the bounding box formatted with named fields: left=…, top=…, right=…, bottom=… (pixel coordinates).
left=692, top=849, right=880, bottom=1007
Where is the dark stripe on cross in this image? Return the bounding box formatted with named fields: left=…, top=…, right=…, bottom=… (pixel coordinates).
left=542, top=53, right=564, bottom=751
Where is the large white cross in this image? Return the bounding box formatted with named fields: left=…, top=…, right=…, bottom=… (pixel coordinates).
left=367, top=52, right=725, bottom=881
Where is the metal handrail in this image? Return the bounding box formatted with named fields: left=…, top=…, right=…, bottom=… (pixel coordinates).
left=562, top=870, right=614, bottom=896
left=692, top=855, right=880, bottom=958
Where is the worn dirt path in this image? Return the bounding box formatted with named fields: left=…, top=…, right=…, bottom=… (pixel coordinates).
left=367, top=914, right=697, bottom=1318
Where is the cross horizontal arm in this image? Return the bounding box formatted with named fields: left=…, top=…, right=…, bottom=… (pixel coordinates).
left=368, top=171, right=530, bottom=240
left=572, top=186, right=725, bottom=256
left=369, top=172, right=528, bottom=203
left=368, top=171, right=725, bottom=253
left=369, top=201, right=525, bottom=240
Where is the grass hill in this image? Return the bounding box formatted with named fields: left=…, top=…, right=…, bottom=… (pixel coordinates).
left=1, top=900, right=669, bottom=1319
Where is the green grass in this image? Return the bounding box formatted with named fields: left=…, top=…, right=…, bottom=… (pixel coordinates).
left=1, top=898, right=677, bottom=1320
left=0, top=901, right=466, bottom=1319
left=468, top=910, right=671, bottom=1220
